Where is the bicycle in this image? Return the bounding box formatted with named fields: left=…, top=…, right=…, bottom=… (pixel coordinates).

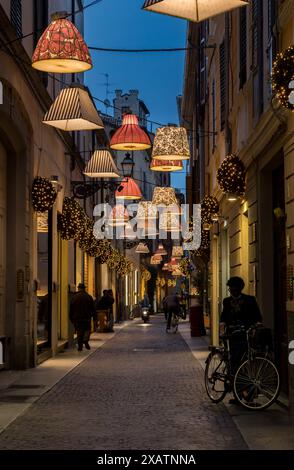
left=166, top=311, right=179, bottom=334
left=204, top=324, right=280, bottom=410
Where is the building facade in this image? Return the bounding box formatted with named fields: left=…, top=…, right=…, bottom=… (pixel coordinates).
left=182, top=0, right=294, bottom=412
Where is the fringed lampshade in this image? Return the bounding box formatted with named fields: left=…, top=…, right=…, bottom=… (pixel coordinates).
left=152, top=126, right=190, bottom=161
left=172, top=246, right=184, bottom=258
left=84, top=149, right=120, bottom=178
left=32, top=12, right=92, bottom=73
left=136, top=243, right=150, bottom=254
left=150, top=159, right=183, bottom=172
left=115, top=177, right=142, bottom=200
left=155, top=243, right=167, bottom=256
left=43, top=85, right=103, bottom=131
left=142, top=0, right=248, bottom=23
left=110, top=114, right=151, bottom=151
left=108, top=205, right=129, bottom=227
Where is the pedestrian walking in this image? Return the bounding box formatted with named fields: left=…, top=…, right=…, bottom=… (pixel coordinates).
left=70, top=283, right=97, bottom=351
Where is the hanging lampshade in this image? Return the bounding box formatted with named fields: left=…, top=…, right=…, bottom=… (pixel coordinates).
left=115, top=177, right=142, bottom=200
left=159, top=212, right=181, bottom=233
left=150, top=159, right=183, bottom=172
left=152, top=126, right=190, bottom=161
left=137, top=201, right=157, bottom=220
left=84, top=149, right=120, bottom=178
left=156, top=243, right=167, bottom=256
left=108, top=205, right=129, bottom=227
left=32, top=12, right=92, bottom=73
left=110, top=114, right=151, bottom=151
left=172, top=246, right=184, bottom=258
left=172, top=266, right=183, bottom=277
left=162, top=263, right=169, bottom=271
left=152, top=187, right=178, bottom=206
left=142, top=0, right=248, bottom=23
left=43, top=85, right=103, bottom=131
left=136, top=243, right=150, bottom=254
left=151, top=255, right=161, bottom=265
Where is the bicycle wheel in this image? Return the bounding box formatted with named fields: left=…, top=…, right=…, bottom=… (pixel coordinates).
left=170, top=314, right=178, bottom=333
left=205, top=351, right=228, bottom=403
left=233, top=356, right=280, bottom=410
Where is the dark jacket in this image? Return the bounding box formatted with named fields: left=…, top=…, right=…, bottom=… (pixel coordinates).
left=95, top=295, right=113, bottom=311
left=220, top=294, right=262, bottom=329
left=70, top=291, right=97, bottom=324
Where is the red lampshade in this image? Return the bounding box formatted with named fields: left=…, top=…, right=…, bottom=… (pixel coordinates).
left=110, top=115, right=151, bottom=151
left=32, top=12, right=92, bottom=73
left=115, top=178, right=142, bottom=200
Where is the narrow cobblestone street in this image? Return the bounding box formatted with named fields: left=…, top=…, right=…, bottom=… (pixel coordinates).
left=0, top=316, right=247, bottom=450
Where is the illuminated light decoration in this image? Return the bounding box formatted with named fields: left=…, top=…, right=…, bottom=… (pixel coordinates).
left=43, top=85, right=103, bottom=131
left=84, top=149, right=120, bottom=178
left=217, top=154, right=246, bottom=197
left=136, top=243, right=150, bottom=254
left=79, top=217, right=94, bottom=251
left=142, top=0, right=248, bottom=23
left=168, top=279, right=176, bottom=287
left=32, top=12, right=92, bottom=73
left=155, top=243, right=167, bottom=256
left=115, top=177, right=142, bottom=200
left=272, top=46, right=294, bottom=111
left=106, top=249, right=121, bottom=269
left=110, top=114, right=151, bottom=151
left=151, top=255, right=161, bottom=265
left=150, top=159, right=183, bottom=172
left=201, top=195, right=219, bottom=224
left=37, top=212, right=48, bottom=233
left=179, top=257, right=193, bottom=277
left=162, top=263, right=169, bottom=271
left=32, top=177, right=57, bottom=212
left=108, top=204, right=129, bottom=227
left=57, top=197, right=85, bottom=241
left=203, top=222, right=211, bottom=231
left=151, top=126, right=190, bottom=161
left=172, top=246, right=184, bottom=258
left=159, top=212, right=181, bottom=233
left=141, top=267, right=151, bottom=281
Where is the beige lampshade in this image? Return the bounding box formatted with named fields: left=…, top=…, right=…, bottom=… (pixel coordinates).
left=137, top=201, right=157, bottom=220
left=152, top=126, right=190, bottom=161
left=150, top=159, right=183, bottom=172
left=136, top=243, right=150, bottom=254
left=159, top=212, right=181, bottom=232
left=172, top=246, right=184, bottom=258
left=142, top=0, right=248, bottom=23
left=43, top=86, right=103, bottom=131
left=151, top=255, right=161, bottom=265
left=84, top=150, right=120, bottom=178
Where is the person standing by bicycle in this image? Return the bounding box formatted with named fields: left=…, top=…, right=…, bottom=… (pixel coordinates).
left=220, top=276, right=262, bottom=402
left=164, top=291, right=181, bottom=331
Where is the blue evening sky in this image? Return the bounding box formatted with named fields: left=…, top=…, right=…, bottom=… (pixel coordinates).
left=84, top=0, right=187, bottom=190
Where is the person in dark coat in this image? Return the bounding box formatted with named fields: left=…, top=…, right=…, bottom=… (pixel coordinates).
left=70, top=283, right=97, bottom=351
left=220, top=276, right=262, bottom=404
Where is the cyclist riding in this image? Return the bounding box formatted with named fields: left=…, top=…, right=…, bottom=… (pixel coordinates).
left=163, top=291, right=181, bottom=332
left=220, top=276, right=263, bottom=404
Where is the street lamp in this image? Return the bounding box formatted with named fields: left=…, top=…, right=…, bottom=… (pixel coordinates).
left=121, top=153, right=135, bottom=178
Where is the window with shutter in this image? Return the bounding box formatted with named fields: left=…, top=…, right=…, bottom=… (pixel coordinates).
left=212, top=80, right=216, bottom=150
left=252, top=0, right=264, bottom=121
left=219, top=42, right=226, bottom=131
left=239, top=8, right=247, bottom=89
left=10, top=0, right=22, bottom=38
left=267, top=0, right=277, bottom=77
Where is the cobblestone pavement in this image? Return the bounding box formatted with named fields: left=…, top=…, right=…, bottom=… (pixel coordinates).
left=0, top=316, right=247, bottom=450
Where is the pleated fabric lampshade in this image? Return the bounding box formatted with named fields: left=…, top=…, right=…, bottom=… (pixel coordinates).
left=150, top=159, right=183, bottom=172
left=142, top=0, right=248, bottom=23
left=84, top=150, right=120, bottom=178
left=152, top=126, right=190, bottom=161
left=115, top=178, right=142, bottom=200
left=155, top=243, right=167, bottom=256
left=43, top=85, right=103, bottom=131
left=110, top=114, right=151, bottom=151
left=32, top=12, right=92, bottom=73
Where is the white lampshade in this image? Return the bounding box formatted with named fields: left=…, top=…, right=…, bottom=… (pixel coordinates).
left=142, top=0, right=248, bottom=23
left=84, top=150, right=120, bottom=178
left=43, top=85, right=103, bottom=131
left=136, top=243, right=150, bottom=254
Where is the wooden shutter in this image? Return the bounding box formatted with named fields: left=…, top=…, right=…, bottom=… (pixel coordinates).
left=219, top=42, right=226, bottom=131
left=239, top=8, right=247, bottom=89
left=10, top=0, right=22, bottom=38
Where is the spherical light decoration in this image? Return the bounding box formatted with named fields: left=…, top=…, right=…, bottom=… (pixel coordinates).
left=58, top=197, right=85, bottom=240
left=272, top=46, right=294, bottom=111
left=32, top=177, right=57, bottom=212
left=217, top=154, right=246, bottom=197
left=79, top=217, right=94, bottom=251
left=201, top=195, right=219, bottom=224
